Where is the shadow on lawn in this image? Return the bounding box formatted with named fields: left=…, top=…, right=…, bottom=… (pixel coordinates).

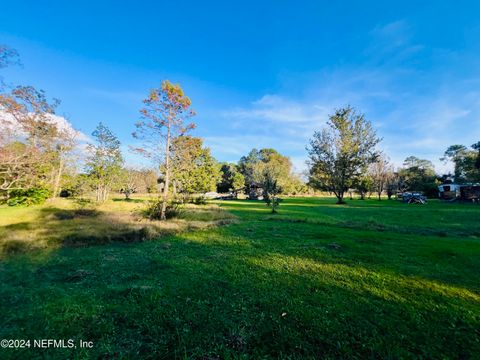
left=112, top=198, right=146, bottom=203
left=1, top=198, right=479, bottom=358
left=1, top=227, right=479, bottom=359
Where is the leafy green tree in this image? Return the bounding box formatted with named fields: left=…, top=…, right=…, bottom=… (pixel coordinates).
left=238, top=149, right=261, bottom=186
left=398, top=156, right=438, bottom=197
left=441, top=143, right=480, bottom=183
left=232, top=172, right=245, bottom=191
left=170, top=136, right=220, bottom=195
left=354, top=174, right=374, bottom=200
left=133, top=80, right=195, bottom=220
left=262, top=169, right=282, bottom=213
left=307, top=106, right=380, bottom=204
left=238, top=148, right=300, bottom=194
left=85, top=123, right=123, bottom=202
left=217, top=163, right=245, bottom=193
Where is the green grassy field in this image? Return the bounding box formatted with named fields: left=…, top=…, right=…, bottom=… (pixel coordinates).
left=0, top=197, right=479, bottom=359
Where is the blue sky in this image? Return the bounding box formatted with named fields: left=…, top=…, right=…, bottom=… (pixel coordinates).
left=1, top=1, right=480, bottom=173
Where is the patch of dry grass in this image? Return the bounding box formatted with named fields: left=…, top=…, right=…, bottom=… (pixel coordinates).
left=0, top=196, right=236, bottom=256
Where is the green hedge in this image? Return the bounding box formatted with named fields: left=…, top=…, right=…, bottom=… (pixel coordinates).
left=7, top=188, right=51, bottom=206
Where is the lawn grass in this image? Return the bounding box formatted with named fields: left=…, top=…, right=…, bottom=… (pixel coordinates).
left=0, top=197, right=479, bottom=359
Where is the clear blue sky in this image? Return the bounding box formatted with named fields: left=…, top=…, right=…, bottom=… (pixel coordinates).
left=2, top=1, right=480, bottom=173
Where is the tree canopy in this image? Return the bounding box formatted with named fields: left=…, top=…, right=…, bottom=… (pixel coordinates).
left=238, top=148, right=302, bottom=194
left=217, top=163, right=245, bottom=193
left=398, top=156, right=438, bottom=197
left=307, top=106, right=380, bottom=203
left=133, top=80, right=196, bottom=219
left=441, top=143, right=480, bottom=183
left=170, top=136, right=221, bottom=195
left=85, top=123, right=123, bottom=202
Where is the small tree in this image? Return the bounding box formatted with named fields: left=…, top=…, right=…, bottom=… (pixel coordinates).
left=354, top=174, right=374, bottom=200
left=85, top=123, right=123, bottom=202
left=262, top=169, right=282, bottom=213
left=170, top=136, right=220, bottom=196
left=133, top=80, right=195, bottom=220
left=370, top=154, right=392, bottom=200
left=119, top=168, right=140, bottom=200
left=307, top=106, right=381, bottom=204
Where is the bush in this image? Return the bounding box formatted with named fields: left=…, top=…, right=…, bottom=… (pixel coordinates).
left=7, top=188, right=51, bottom=206
left=144, top=198, right=183, bottom=220
left=186, top=196, right=207, bottom=205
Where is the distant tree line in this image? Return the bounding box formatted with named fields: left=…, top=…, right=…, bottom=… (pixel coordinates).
left=306, top=106, right=480, bottom=203
left=1, top=44, right=478, bottom=212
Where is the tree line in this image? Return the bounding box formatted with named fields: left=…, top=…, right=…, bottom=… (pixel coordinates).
left=306, top=106, right=480, bottom=204
left=1, top=44, right=479, bottom=215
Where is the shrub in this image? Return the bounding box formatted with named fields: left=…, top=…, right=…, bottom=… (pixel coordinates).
left=263, top=171, right=282, bottom=213
left=7, top=188, right=51, bottom=206
left=187, top=196, right=207, bottom=205
left=144, top=198, right=183, bottom=220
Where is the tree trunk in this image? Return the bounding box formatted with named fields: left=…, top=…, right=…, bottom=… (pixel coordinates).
left=103, top=186, right=109, bottom=202
left=53, top=156, right=64, bottom=198
left=96, top=184, right=109, bottom=203
left=96, top=185, right=101, bottom=202
left=160, top=124, right=172, bottom=220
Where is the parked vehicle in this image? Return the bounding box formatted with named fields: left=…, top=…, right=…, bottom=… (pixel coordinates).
left=438, top=184, right=480, bottom=202
left=398, top=192, right=427, bottom=204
